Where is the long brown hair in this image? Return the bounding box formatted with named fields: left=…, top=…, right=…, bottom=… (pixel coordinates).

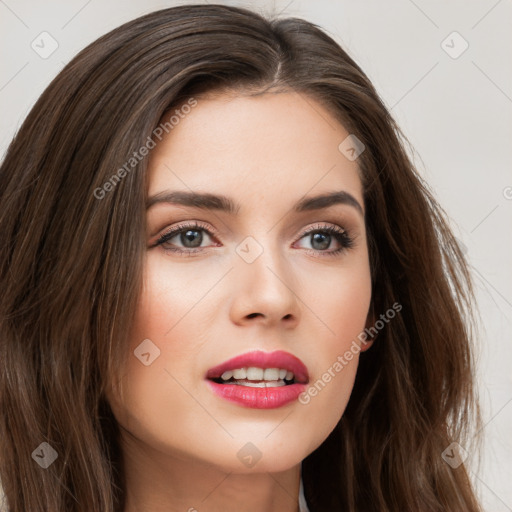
left=0, top=4, right=481, bottom=511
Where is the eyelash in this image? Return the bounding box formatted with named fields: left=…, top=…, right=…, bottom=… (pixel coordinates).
left=153, top=221, right=354, bottom=258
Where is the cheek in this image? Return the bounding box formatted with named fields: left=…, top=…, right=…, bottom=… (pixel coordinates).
left=129, top=255, right=218, bottom=362
left=296, top=257, right=371, bottom=432
left=107, top=259, right=200, bottom=436
left=108, top=291, right=208, bottom=456
left=133, top=258, right=204, bottom=336
left=299, top=252, right=372, bottom=353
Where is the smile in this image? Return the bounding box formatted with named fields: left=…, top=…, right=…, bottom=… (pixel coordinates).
left=205, top=350, right=309, bottom=409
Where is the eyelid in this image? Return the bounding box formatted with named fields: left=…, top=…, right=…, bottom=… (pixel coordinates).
left=151, top=220, right=218, bottom=246
left=297, top=222, right=346, bottom=237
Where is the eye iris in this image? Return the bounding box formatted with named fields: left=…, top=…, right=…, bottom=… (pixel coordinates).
left=311, top=232, right=330, bottom=250
left=182, top=229, right=202, bottom=248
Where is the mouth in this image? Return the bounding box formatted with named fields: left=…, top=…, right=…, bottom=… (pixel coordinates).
left=205, top=350, right=309, bottom=409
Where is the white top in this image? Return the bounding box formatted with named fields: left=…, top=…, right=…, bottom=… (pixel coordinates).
left=298, top=475, right=310, bottom=512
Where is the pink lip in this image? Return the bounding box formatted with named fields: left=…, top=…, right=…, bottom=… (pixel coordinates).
left=206, top=350, right=309, bottom=383
left=205, top=350, right=309, bottom=409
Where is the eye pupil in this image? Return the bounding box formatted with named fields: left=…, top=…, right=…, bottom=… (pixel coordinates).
left=311, top=232, right=330, bottom=250
left=182, top=229, right=202, bottom=247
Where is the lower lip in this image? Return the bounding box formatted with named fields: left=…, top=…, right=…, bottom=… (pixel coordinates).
left=206, top=380, right=307, bottom=409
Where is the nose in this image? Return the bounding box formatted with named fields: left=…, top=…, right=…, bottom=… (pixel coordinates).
left=228, top=239, right=301, bottom=328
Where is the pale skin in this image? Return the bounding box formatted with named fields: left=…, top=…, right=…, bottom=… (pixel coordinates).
left=106, top=90, right=374, bottom=512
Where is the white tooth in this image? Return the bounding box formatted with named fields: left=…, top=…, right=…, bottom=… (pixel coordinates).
left=285, top=371, right=294, bottom=381
left=263, top=368, right=280, bottom=381
left=279, top=369, right=287, bottom=379
left=221, top=370, right=233, bottom=381
left=264, top=380, right=286, bottom=387
left=246, top=367, right=264, bottom=380
left=234, top=380, right=286, bottom=388
left=235, top=380, right=266, bottom=387
left=232, top=368, right=246, bottom=379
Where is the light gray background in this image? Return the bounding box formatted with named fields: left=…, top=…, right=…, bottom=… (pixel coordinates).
left=1, top=1, right=511, bottom=510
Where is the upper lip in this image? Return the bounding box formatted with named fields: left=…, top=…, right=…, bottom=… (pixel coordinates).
left=206, top=350, right=309, bottom=383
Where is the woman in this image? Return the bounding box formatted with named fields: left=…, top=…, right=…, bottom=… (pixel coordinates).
left=0, top=4, right=482, bottom=511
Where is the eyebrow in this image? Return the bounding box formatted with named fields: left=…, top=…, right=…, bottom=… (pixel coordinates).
left=146, top=190, right=364, bottom=216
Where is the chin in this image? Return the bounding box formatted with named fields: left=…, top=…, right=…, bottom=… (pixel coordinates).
left=195, top=431, right=319, bottom=474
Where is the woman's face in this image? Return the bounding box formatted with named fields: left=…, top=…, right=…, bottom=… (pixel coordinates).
left=108, top=90, right=372, bottom=474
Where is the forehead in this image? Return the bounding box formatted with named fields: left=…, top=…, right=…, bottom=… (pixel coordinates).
left=147, top=91, right=364, bottom=210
